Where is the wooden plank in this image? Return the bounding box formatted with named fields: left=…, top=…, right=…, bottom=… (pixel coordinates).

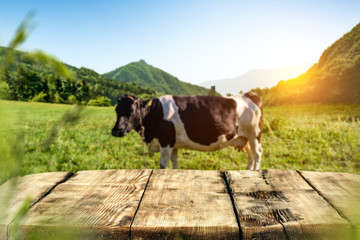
left=16, top=169, right=151, bottom=240
left=0, top=172, right=71, bottom=240
left=227, top=170, right=352, bottom=240
left=300, top=171, right=360, bottom=238
left=131, top=169, right=239, bottom=240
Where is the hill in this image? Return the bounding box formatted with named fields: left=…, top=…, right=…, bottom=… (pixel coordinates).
left=0, top=47, right=156, bottom=105
left=260, top=22, right=360, bottom=105
left=201, top=63, right=311, bottom=96
left=104, top=60, right=210, bottom=95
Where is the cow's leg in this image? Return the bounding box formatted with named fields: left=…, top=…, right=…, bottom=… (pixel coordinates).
left=245, top=143, right=255, bottom=170
left=160, top=146, right=172, bottom=169
left=249, top=137, right=262, bottom=170
left=171, top=148, right=178, bottom=169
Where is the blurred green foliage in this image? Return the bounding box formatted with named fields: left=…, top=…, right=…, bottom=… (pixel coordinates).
left=0, top=14, right=85, bottom=239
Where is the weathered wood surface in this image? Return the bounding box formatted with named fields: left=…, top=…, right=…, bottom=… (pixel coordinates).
left=0, top=169, right=359, bottom=240
left=0, top=172, right=71, bottom=240
left=226, top=170, right=352, bottom=240
left=131, top=170, right=239, bottom=240
left=16, top=169, right=151, bottom=239
left=300, top=171, right=360, bottom=239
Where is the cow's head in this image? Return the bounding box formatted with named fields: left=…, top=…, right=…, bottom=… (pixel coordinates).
left=112, top=95, right=140, bottom=137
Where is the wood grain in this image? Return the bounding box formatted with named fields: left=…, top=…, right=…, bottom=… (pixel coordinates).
left=300, top=171, right=360, bottom=239
left=3, top=169, right=359, bottom=239
left=0, top=172, right=71, bottom=240
left=131, top=169, right=239, bottom=240
left=16, top=169, right=151, bottom=240
left=227, top=170, right=352, bottom=240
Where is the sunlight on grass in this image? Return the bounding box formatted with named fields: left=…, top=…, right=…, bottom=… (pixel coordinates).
left=1, top=101, right=359, bottom=178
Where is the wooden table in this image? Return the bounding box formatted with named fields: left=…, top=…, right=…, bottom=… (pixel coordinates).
left=0, top=169, right=359, bottom=240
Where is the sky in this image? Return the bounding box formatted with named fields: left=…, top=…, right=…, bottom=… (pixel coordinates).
left=0, top=0, right=359, bottom=84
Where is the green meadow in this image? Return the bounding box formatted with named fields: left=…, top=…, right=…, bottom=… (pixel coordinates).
left=1, top=100, right=359, bottom=183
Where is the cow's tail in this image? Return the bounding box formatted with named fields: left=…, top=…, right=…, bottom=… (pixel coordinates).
left=244, top=91, right=263, bottom=143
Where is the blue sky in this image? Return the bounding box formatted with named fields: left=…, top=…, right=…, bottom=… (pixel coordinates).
left=1, top=0, right=359, bottom=84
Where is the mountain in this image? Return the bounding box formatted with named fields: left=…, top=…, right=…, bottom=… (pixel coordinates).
left=0, top=47, right=156, bottom=105
left=200, top=63, right=312, bottom=96
left=260, top=22, right=360, bottom=105
left=104, top=60, right=210, bottom=95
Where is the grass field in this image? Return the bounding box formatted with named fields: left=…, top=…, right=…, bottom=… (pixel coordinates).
left=1, top=100, right=359, bottom=183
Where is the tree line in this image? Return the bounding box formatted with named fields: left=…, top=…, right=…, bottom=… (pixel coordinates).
left=0, top=47, right=157, bottom=106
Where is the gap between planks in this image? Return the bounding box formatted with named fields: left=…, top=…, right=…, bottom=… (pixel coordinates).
left=226, top=170, right=355, bottom=240
left=223, top=171, right=242, bottom=240
left=129, top=169, right=153, bottom=240
left=6, top=170, right=357, bottom=240
left=29, top=172, right=74, bottom=208
left=6, top=172, right=75, bottom=240
left=297, top=170, right=357, bottom=239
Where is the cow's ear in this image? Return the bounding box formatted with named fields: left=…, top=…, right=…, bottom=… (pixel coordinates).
left=117, top=97, right=122, bottom=103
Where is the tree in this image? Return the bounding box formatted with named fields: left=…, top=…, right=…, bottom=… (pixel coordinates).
left=87, top=96, right=111, bottom=106
left=0, top=70, right=11, bottom=99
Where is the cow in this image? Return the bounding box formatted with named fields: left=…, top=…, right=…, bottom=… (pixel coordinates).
left=111, top=92, right=263, bottom=170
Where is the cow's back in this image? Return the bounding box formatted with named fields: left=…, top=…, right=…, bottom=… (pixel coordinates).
left=158, top=95, right=238, bottom=150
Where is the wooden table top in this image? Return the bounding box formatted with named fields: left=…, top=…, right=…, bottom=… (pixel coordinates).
left=1, top=169, right=359, bottom=240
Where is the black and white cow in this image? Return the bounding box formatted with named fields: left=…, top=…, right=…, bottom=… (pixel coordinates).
left=112, top=92, right=263, bottom=170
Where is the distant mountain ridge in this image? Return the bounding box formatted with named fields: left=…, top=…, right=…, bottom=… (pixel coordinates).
left=0, top=47, right=156, bottom=105
left=200, top=63, right=312, bottom=96
left=261, top=22, right=360, bottom=105
left=104, top=60, right=210, bottom=95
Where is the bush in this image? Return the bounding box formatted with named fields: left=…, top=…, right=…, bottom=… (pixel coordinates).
left=269, top=117, right=286, bottom=132
left=67, top=95, right=77, bottom=104
left=263, top=116, right=286, bottom=134
left=0, top=81, right=10, bottom=100
left=53, top=93, right=64, bottom=104
left=30, top=92, right=47, bottom=102
left=87, top=96, right=111, bottom=107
